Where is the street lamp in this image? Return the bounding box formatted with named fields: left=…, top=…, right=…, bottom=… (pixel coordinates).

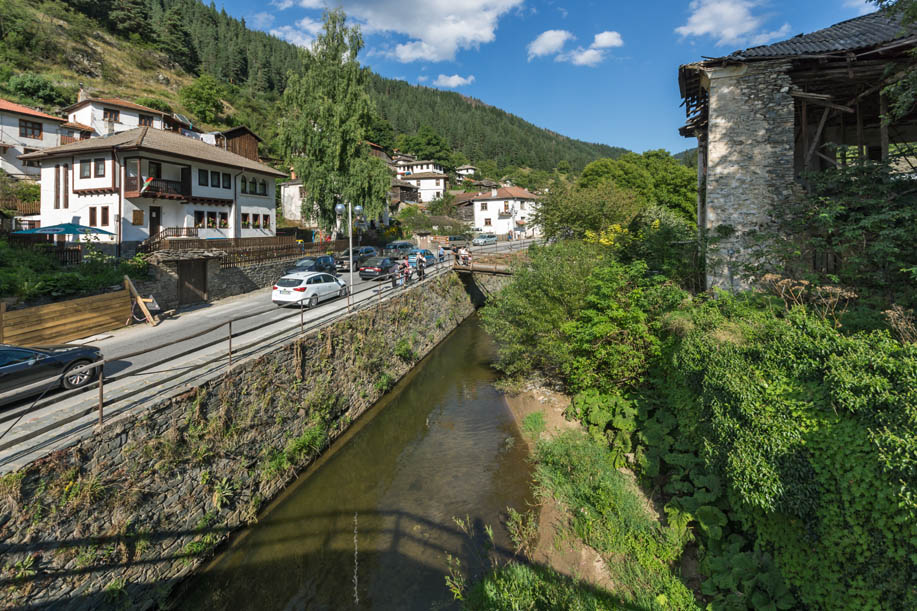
left=335, top=201, right=363, bottom=310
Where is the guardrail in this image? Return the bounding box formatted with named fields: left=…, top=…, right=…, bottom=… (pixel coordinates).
left=0, top=239, right=537, bottom=459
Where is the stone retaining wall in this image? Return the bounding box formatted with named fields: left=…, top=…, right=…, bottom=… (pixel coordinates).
left=0, top=272, right=508, bottom=610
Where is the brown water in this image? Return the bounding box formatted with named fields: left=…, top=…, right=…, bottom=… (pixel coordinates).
left=177, top=316, right=532, bottom=611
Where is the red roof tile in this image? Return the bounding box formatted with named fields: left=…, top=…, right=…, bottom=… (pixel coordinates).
left=64, top=97, right=168, bottom=115
left=0, top=98, right=64, bottom=122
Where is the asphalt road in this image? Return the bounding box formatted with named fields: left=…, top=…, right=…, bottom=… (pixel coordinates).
left=0, top=239, right=535, bottom=471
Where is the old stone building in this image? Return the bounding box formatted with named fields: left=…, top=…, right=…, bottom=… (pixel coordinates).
left=679, top=10, right=917, bottom=290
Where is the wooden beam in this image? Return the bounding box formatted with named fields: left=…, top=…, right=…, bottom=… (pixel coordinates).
left=856, top=97, right=865, bottom=161
left=807, top=107, right=832, bottom=169
left=816, top=150, right=838, bottom=167
left=880, top=93, right=889, bottom=162
left=790, top=91, right=855, bottom=114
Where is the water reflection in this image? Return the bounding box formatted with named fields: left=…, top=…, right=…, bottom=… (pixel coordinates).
left=179, top=317, right=532, bottom=610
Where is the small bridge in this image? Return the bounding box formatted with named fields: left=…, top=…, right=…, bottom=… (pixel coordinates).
left=454, top=252, right=525, bottom=275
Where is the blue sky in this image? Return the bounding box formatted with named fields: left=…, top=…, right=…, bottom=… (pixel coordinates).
left=219, top=0, right=876, bottom=155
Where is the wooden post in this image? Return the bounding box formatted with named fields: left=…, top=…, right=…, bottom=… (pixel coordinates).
left=856, top=98, right=865, bottom=162
left=880, top=93, right=890, bottom=162
left=227, top=321, right=232, bottom=368
left=806, top=108, right=832, bottom=169
left=801, top=100, right=809, bottom=169
left=124, top=275, right=158, bottom=326
left=97, top=374, right=104, bottom=427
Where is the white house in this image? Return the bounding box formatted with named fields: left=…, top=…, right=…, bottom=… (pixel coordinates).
left=20, top=127, right=285, bottom=253
left=396, top=159, right=445, bottom=178
left=457, top=187, right=541, bottom=238
left=403, top=172, right=448, bottom=203
left=0, top=98, right=90, bottom=180
left=63, top=96, right=192, bottom=138
left=456, top=164, right=477, bottom=177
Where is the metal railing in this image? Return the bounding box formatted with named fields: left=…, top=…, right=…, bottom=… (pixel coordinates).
left=124, top=176, right=189, bottom=197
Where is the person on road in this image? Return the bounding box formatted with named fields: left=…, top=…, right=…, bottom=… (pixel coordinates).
left=438, top=245, right=445, bottom=266
left=416, top=252, right=426, bottom=280
left=401, top=259, right=412, bottom=287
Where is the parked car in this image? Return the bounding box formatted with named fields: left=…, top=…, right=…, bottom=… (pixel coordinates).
left=0, top=343, right=103, bottom=407
left=446, top=235, right=471, bottom=251
left=472, top=233, right=498, bottom=246
left=407, top=249, right=436, bottom=268
left=285, top=255, right=336, bottom=275
left=359, top=256, right=399, bottom=281
left=335, top=246, right=378, bottom=271
left=272, top=272, right=348, bottom=307
left=384, top=241, right=415, bottom=259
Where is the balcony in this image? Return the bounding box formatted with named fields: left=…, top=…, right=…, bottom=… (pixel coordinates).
left=125, top=176, right=190, bottom=199
left=498, top=208, right=515, bottom=217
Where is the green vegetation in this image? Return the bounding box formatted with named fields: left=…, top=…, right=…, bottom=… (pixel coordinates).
left=0, top=238, right=148, bottom=302
left=520, top=412, right=545, bottom=439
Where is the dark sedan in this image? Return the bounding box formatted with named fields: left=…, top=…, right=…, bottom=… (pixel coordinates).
left=336, top=246, right=378, bottom=271
left=0, top=343, right=103, bottom=407
left=358, top=257, right=398, bottom=281
left=285, top=255, right=337, bottom=276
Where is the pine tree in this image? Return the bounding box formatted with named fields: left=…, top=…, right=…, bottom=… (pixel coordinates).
left=278, top=10, right=390, bottom=230
left=156, top=6, right=198, bottom=72
left=109, top=0, right=149, bottom=36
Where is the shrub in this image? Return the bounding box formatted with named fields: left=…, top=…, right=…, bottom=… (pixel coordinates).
left=8, top=72, right=68, bottom=106
left=134, top=97, right=172, bottom=113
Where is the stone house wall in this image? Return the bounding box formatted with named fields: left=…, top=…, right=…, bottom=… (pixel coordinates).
left=0, top=272, right=508, bottom=610
left=703, top=59, right=799, bottom=291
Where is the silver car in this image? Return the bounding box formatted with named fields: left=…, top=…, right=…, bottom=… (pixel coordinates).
left=472, top=233, right=497, bottom=246
left=272, top=271, right=347, bottom=308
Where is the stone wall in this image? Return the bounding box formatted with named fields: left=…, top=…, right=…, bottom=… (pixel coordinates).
left=0, top=273, right=485, bottom=610
left=703, top=60, right=800, bottom=291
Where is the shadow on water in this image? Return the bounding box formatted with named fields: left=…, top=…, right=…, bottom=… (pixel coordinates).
left=172, top=316, right=530, bottom=610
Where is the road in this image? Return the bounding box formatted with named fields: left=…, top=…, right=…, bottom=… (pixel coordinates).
left=0, top=239, right=535, bottom=472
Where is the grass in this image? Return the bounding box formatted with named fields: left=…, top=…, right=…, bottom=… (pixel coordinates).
left=520, top=412, right=546, bottom=439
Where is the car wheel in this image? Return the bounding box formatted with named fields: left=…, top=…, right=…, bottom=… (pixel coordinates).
left=62, top=360, right=96, bottom=390
left=309, top=294, right=319, bottom=308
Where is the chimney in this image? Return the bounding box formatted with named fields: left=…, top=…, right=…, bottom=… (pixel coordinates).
left=491, top=188, right=498, bottom=198
left=77, top=84, right=88, bottom=102
left=290, top=166, right=296, bottom=180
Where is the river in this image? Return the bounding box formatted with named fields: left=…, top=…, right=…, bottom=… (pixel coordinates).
left=176, top=316, right=532, bottom=610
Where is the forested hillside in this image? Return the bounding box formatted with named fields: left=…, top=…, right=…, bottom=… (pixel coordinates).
left=0, top=0, right=626, bottom=173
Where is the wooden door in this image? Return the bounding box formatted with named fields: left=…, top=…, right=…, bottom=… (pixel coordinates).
left=178, top=260, right=207, bottom=306
left=149, top=206, right=162, bottom=238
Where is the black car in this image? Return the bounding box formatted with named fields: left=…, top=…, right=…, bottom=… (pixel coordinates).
left=0, top=343, right=103, bottom=407
left=336, top=246, right=378, bottom=271
left=358, top=257, right=398, bottom=281
left=286, top=255, right=336, bottom=275
left=383, top=241, right=415, bottom=259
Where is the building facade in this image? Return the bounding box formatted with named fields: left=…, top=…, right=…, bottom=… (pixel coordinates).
left=0, top=99, right=89, bottom=180
left=456, top=187, right=540, bottom=237
left=21, top=127, right=285, bottom=253
left=63, top=97, right=191, bottom=138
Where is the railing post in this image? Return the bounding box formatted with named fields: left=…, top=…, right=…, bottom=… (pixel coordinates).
left=97, top=370, right=104, bottom=427
left=228, top=321, right=233, bottom=368
left=300, top=300, right=304, bottom=334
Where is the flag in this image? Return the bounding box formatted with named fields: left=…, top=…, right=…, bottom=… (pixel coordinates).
left=139, top=176, right=155, bottom=193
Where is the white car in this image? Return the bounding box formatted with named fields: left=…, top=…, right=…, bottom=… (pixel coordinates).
left=472, top=233, right=497, bottom=246
left=272, top=272, right=348, bottom=307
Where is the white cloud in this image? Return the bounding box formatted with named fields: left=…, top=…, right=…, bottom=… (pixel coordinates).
left=843, top=0, right=874, bottom=15
left=557, top=47, right=605, bottom=66
left=272, top=0, right=523, bottom=62
left=417, top=75, right=429, bottom=82
left=251, top=12, right=276, bottom=29
left=592, top=30, right=623, bottom=49
left=433, top=74, right=475, bottom=88
left=271, top=16, right=324, bottom=48
left=675, top=0, right=791, bottom=47
left=527, top=30, right=574, bottom=61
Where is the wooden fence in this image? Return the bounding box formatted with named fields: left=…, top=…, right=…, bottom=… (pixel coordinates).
left=0, top=289, right=132, bottom=346
left=159, top=235, right=298, bottom=250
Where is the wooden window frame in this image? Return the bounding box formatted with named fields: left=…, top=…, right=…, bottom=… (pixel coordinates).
left=19, top=119, right=43, bottom=140
left=94, top=158, right=106, bottom=178
left=263, top=214, right=271, bottom=229
left=54, top=165, right=60, bottom=209
left=206, top=211, right=217, bottom=229
left=89, top=206, right=97, bottom=227
left=241, top=212, right=250, bottom=228
left=80, top=159, right=91, bottom=178
left=484, top=218, right=492, bottom=226
left=62, top=164, right=68, bottom=209
left=101, top=206, right=109, bottom=226
left=194, top=211, right=205, bottom=228
left=102, top=108, right=120, bottom=122
left=259, top=180, right=267, bottom=195
left=139, top=114, right=154, bottom=127
left=480, top=202, right=487, bottom=211
left=132, top=209, right=144, bottom=225
left=218, top=212, right=229, bottom=228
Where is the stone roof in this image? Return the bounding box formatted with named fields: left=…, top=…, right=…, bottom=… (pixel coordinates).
left=19, top=127, right=286, bottom=177
left=0, top=98, right=64, bottom=122
left=727, top=10, right=913, bottom=60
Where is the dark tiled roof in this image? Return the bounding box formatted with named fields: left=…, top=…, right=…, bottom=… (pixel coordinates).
left=729, top=10, right=913, bottom=59
left=19, top=127, right=286, bottom=176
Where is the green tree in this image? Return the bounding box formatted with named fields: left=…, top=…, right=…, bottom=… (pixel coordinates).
left=134, top=97, right=172, bottom=113
left=578, top=157, right=654, bottom=205
left=635, top=150, right=697, bottom=222
left=179, top=74, right=225, bottom=124
left=108, top=0, right=148, bottom=36
left=871, top=1, right=917, bottom=120
left=556, top=160, right=572, bottom=175
left=398, top=125, right=453, bottom=169
left=364, top=111, right=395, bottom=151
left=156, top=6, right=199, bottom=73
left=535, top=181, right=642, bottom=241
left=278, top=9, right=390, bottom=230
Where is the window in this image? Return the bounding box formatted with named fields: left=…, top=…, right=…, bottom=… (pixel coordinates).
left=101, top=207, right=109, bottom=226
left=252, top=214, right=261, bottom=229
left=103, top=108, right=119, bottom=122
left=80, top=159, right=91, bottom=179
left=139, top=114, right=154, bottom=126
left=241, top=213, right=250, bottom=228
left=22, top=149, right=39, bottom=168
left=480, top=202, right=487, bottom=211
left=259, top=180, right=267, bottom=195
left=211, top=171, right=220, bottom=187
left=198, top=169, right=208, bottom=186
left=94, top=158, right=105, bottom=178
left=62, top=164, right=68, bottom=209
left=436, top=179, right=441, bottom=186
left=19, top=120, right=42, bottom=139
left=262, top=214, right=271, bottom=229
left=54, top=165, right=60, bottom=209
left=206, top=211, right=217, bottom=228
left=520, top=202, right=526, bottom=210
left=194, top=211, right=205, bottom=228
left=0, top=348, right=38, bottom=368
left=132, top=210, right=144, bottom=225
left=484, top=218, right=492, bottom=226
left=504, top=201, right=510, bottom=212
left=415, top=181, right=420, bottom=187
left=148, top=161, right=161, bottom=179
left=219, top=212, right=228, bottom=228
left=222, top=173, right=231, bottom=189
left=241, top=177, right=248, bottom=194
left=89, top=207, right=97, bottom=226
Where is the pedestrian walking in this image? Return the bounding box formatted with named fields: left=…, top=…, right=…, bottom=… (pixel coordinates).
left=417, top=253, right=426, bottom=280
left=438, top=245, right=445, bottom=266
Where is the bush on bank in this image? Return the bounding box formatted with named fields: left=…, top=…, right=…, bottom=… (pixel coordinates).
left=479, top=240, right=917, bottom=609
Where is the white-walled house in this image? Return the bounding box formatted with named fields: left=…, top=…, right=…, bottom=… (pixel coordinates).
left=456, top=165, right=477, bottom=177
left=457, top=187, right=541, bottom=237
left=404, top=172, right=447, bottom=203
left=0, top=98, right=91, bottom=179
left=20, top=127, right=285, bottom=253
left=396, top=159, right=444, bottom=178
left=63, top=97, right=192, bottom=138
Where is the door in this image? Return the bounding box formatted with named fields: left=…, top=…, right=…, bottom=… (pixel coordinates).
left=149, top=206, right=162, bottom=238
left=0, top=348, right=55, bottom=395
left=319, top=274, right=337, bottom=298
left=177, top=259, right=208, bottom=306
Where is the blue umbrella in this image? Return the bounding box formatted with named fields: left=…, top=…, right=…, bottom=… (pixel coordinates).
left=12, top=223, right=115, bottom=236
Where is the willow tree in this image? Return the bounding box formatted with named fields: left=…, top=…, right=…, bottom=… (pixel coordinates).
left=278, top=9, right=390, bottom=231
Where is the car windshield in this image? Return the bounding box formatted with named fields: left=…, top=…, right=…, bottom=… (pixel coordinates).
left=293, top=258, right=316, bottom=267
left=363, top=257, right=385, bottom=266
left=276, top=277, right=304, bottom=288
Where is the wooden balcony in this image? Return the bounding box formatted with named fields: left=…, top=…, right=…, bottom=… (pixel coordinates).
left=125, top=176, right=190, bottom=199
